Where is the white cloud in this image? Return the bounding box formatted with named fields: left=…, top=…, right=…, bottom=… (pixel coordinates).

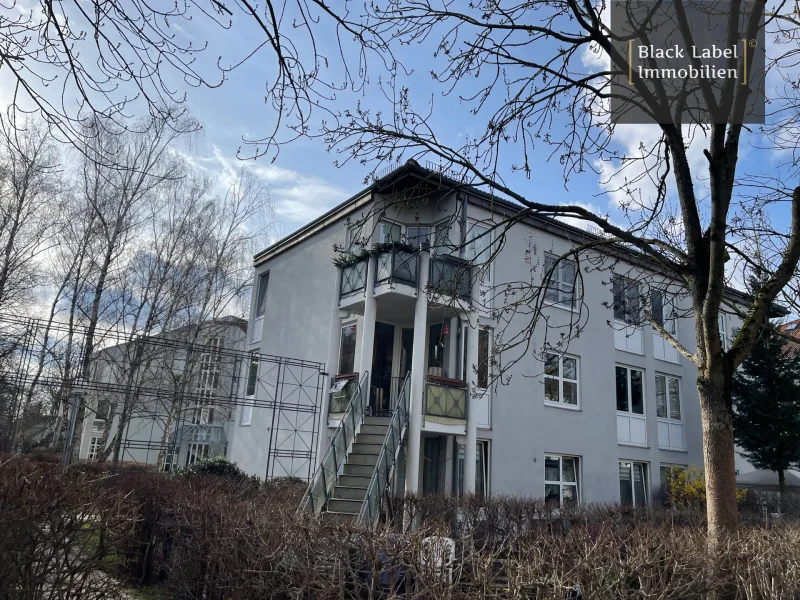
left=180, top=146, right=349, bottom=232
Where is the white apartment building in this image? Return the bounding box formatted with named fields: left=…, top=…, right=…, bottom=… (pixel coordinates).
left=227, top=160, right=748, bottom=519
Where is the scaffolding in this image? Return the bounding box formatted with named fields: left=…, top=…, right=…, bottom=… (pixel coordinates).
left=0, top=313, right=325, bottom=481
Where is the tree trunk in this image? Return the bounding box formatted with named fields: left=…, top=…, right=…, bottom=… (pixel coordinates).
left=778, top=468, right=786, bottom=496
left=698, top=365, right=739, bottom=548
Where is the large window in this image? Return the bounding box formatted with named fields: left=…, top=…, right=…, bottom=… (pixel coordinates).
left=655, top=374, right=681, bottom=421
left=619, top=461, right=649, bottom=507
left=544, top=254, right=577, bottom=308
left=544, top=353, right=579, bottom=407
left=616, top=365, right=644, bottom=415
left=241, top=352, right=259, bottom=426
left=544, top=455, right=580, bottom=506
left=719, top=312, right=729, bottom=350
left=434, top=220, right=454, bottom=255
left=465, top=221, right=492, bottom=281
left=255, top=272, right=270, bottom=318
left=378, top=220, right=402, bottom=243
left=186, top=443, right=210, bottom=466
left=88, top=436, right=101, bottom=461
left=346, top=222, right=364, bottom=251
left=613, top=277, right=640, bottom=325
left=477, top=328, right=491, bottom=390
left=406, top=225, right=430, bottom=248
left=454, top=440, right=491, bottom=496
left=338, top=324, right=357, bottom=374
left=650, top=290, right=676, bottom=335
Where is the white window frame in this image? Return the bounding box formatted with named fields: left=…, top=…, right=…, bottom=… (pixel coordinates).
left=405, top=225, right=431, bottom=248
left=241, top=352, right=258, bottom=426
left=378, top=218, right=402, bottom=244
left=88, top=436, right=101, bottom=461
left=650, top=290, right=677, bottom=335
left=465, top=220, right=492, bottom=281
left=543, top=352, right=580, bottom=409
left=338, top=323, right=358, bottom=375
left=612, top=276, right=640, bottom=325
left=186, top=442, right=210, bottom=466
left=252, top=272, right=269, bottom=343
left=655, top=374, right=681, bottom=421
left=544, top=454, right=580, bottom=506
left=619, top=461, right=649, bottom=507
left=346, top=222, right=364, bottom=251
left=543, top=253, right=577, bottom=309
left=719, top=312, right=729, bottom=350
left=616, top=364, right=645, bottom=416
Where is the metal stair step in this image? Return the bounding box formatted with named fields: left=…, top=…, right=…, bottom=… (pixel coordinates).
left=360, top=424, right=390, bottom=436
left=337, top=475, right=371, bottom=489
left=347, top=452, right=379, bottom=466
left=351, top=442, right=382, bottom=455
left=356, top=433, right=387, bottom=444
left=327, top=498, right=363, bottom=514
left=333, top=486, right=370, bottom=500
left=343, top=463, right=374, bottom=477
left=363, top=415, right=392, bottom=425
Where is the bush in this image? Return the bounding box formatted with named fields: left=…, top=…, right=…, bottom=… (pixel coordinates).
left=176, top=455, right=252, bottom=481
left=663, top=464, right=748, bottom=507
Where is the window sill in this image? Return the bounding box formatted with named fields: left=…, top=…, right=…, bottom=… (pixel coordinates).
left=654, top=355, right=681, bottom=366
left=544, top=401, right=581, bottom=411
left=615, top=347, right=645, bottom=357
left=239, top=423, right=252, bottom=427
left=543, top=301, right=578, bottom=314
left=658, top=446, right=688, bottom=453
left=618, top=442, right=649, bottom=449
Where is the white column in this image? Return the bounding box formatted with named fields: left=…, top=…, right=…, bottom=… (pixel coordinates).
left=464, top=275, right=480, bottom=493
left=359, top=255, right=378, bottom=385
left=405, top=251, right=430, bottom=494
left=318, top=267, right=343, bottom=460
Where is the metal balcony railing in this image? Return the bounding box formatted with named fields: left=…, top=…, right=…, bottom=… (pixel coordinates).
left=340, top=258, right=368, bottom=297
left=424, top=376, right=467, bottom=422
left=374, top=246, right=419, bottom=288
left=429, top=255, right=471, bottom=300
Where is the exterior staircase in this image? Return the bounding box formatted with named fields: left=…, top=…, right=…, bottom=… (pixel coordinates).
left=324, top=415, right=391, bottom=521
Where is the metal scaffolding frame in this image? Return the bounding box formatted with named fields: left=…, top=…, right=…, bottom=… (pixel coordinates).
left=0, top=313, right=325, bottom=481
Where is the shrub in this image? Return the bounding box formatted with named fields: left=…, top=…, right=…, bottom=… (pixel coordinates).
left=663, top=464, right=748, bottom=507
left=177, top=455, right=252, bottom=481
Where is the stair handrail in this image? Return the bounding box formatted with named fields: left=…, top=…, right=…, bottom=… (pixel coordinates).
left=357, top=372, right=411, bottom=525
left=300, top=370, right=370, bottom=514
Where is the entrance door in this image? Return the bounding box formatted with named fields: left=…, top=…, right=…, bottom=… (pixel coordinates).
left=371, top=322, right=395, bottom=414
left=422, top=436, right=444, bottom=494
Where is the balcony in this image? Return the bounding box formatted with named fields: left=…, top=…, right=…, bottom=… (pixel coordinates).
left=429, top=255, right=471, bottom=301
left=423, top=375, right=467, bottom=433
left=374, top=245, right=419, bottom=289
left=329, top=374, right=358, bottom=414
left=339, top=257, right=368, bottom=298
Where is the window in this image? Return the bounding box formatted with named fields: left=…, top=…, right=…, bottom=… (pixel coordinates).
left=477, top=328, right=491, bottom=390
left=88, top=436, right=101, bottom=461
left=465, top=222, right=491, bottom=263
left=454, top=440, right=490, bottom=496
left=255, top=272, right=269, bottom=318
left=616, top=365, right=644, bottom=415
left=186, top=442, right=210, bottom=466
left=434, top=220, right=454, bottom=255
left=544, top=455, right=580, bottom=506
left=659, top=464, right=686, bottom=491
left=613, top=277, right=640, bottom=325
left=338, top=324, right=357, bottom=374
left=378, top=220, right=402, bottom=243
left=651, top=290, right=676, bottom=335
left=544, top=353, right=579, bottom=406
left=655, top=374, right=681, bottom=420
left=619, top=461, right=649, bottom=507
left=162, top=449, right=177, bottom=472
left=544, top=254, right=577, bottom=308
left=346, top=222, right=364, bottom=251
left=241, top=352, right=258, bottom=426
left=406, top=225, right=430, bottom=248
left=719, top=313, right=729, bottom=350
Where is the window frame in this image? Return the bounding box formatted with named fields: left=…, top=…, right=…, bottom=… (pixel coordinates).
left=719, top=312, right=729, bottom=350
left=241, top=352, right=259, bottom=426
left=616, top=364, right=645, bottom=416
left=405, top=225, right=431, bottom=248
left=254, top=272, right=270, bottom=319
left=543, top=352, right=580, bottom=409
left=655, top=373, right=681, bottom=421
left=378, top=218, right=402, bottom=244
left=619, top=460, right=649, bottom=507
left=88, top=436, right=101, bottom=461
left=477, top=327, right=492, bottom=391
left=454, top=439, right=491, bottom=496
left=543, top=253, right=578, bottom=309
left=465, top=220, right=492, bottom=282
left=650, top=290, right=677, bottom=335
left=186, top=442, right=210, bottom=466
left=346, top=222, right=364, bottom=251
left=544, top=454, right=580, bottom=507
left=612, top=276, right=641, bottom=325
left=338, top=323, right=358, bottom=375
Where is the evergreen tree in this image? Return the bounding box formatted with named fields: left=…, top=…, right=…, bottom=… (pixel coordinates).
left=732, top=323, right=800, bottom=494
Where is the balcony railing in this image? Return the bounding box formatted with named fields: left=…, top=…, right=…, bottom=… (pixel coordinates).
left=424, top=376, right=467, bottom=423
left=374, top=246, right=419, bottom=288
left=429, top=254, right=471, bottom=300
left=340, top=258, right=368, bottom=297
left=329, top=374, right=358, bottom=413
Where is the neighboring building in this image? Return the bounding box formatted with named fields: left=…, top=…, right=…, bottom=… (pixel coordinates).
left=77, top=317, right=247, bottom=468
left=229, top=160, right=749, bottom=516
